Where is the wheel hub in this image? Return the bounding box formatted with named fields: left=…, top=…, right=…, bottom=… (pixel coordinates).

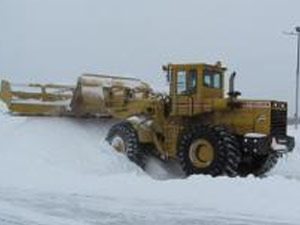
left=111, top=136, right=126, bottom=153
left=189, top=139, right=215, bottom=168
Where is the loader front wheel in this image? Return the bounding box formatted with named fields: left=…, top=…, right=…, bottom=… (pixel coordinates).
left=177, top=125, right=241, bottom=177
left=106, top=121, right=146, bottom=169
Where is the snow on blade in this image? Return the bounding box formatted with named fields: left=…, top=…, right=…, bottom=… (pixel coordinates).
left=244, top=133, right=267, bottom=138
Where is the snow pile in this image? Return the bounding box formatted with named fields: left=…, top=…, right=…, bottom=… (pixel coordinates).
left=0, top=107, right=300, bottom=224
left=0, top=116, right=143, bottom=189
left=0, top=100, right=7, bottom=113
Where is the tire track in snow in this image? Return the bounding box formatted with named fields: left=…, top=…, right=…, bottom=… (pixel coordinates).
left=0, top=187, right=297, bottom=225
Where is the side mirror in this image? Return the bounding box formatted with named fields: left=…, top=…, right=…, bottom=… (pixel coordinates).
left=162, top=65, right=168, bottom=71
left=163, top=65, right=171, bottom=83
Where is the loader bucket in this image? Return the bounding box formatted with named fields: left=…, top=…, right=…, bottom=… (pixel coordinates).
left=0, top=79, right=75, bottom=116
left=70, top=73, right=152, bottom=117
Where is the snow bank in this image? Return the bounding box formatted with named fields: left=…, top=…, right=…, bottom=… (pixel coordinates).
left=0, top=116, right=142, bottom=187
left=0, top=103, right=144, bottom=192
left=0, top=100, right=7, bottom=113
left=0, top=109, right=300, bottom=224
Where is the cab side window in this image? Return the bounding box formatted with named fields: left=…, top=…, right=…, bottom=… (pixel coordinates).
left=177, top=69, right=187, bottom=94
left=203, top=73, right=212, bottom=87
left=188, top=69, right=197, bottom=93
left=213, top=73, right=221, bottom=89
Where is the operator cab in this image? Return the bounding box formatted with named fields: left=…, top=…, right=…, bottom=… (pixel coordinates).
left=162, top=62, right=226, bottom=116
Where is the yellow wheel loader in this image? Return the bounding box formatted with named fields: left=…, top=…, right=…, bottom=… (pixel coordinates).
left=0, top=62, right=295, bottom=177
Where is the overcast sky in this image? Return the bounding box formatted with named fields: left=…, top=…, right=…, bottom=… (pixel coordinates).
left=0, top=0, right=300, bottom=115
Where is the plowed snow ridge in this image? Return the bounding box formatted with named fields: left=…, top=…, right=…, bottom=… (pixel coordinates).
left=1, top=101, right=300, bottom=224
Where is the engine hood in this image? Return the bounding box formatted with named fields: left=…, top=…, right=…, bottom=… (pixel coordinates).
left=237, top=100, right=287, bottom=111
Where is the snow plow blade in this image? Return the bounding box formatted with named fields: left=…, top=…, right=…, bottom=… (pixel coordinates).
left=0, top=80, right=75, bottom=116
left=0, top=74, right=152, bottom=117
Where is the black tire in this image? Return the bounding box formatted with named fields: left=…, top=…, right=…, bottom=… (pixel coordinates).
left=106, top=121, right=146, bottom=169
left=177, top=125, right=241, bottom=177
left=237, top=153, right=279, bottom=177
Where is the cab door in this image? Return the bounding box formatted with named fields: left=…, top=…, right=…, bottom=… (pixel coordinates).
left=171, top=67, right=198, bottom=116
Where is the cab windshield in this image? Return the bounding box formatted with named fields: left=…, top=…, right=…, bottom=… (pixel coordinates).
left=203, top=69, right=222, bottom=89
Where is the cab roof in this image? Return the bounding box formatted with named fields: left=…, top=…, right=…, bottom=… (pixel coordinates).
left=162, top=62, right=227, bottom=71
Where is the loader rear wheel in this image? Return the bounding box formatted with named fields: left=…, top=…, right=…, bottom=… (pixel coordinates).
left=177, top=125, right=241, bottom=177
left=237, top=153, right=279, bottom=177
left=106, top=121, right=146, bottom=169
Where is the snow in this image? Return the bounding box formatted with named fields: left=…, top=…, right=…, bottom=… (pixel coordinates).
left=245, top=133, right=267, bottom=138
left=80, top=74, right=150, bottom=90
left=10, top=98, right=72, bottom=106
left=271, top=137, right=288, bottom=151
left=0, top=101, right=300, bottom=224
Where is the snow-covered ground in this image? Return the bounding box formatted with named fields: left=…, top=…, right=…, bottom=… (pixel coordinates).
left=0, top=101, right=300, bottom=225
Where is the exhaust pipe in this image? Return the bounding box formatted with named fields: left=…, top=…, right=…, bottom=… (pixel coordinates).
left=228, top=71, right=241, bottom=98
left=229, top=72, right=236, bottom=95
